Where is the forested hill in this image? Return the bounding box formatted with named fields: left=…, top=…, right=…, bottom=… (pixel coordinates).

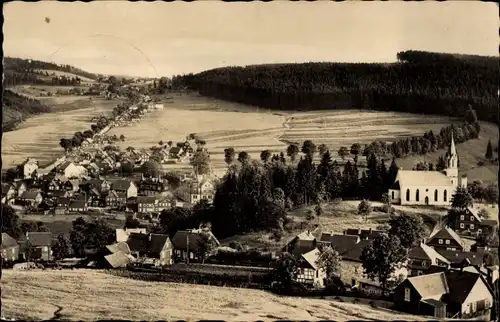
left=2, top=90, right=51, bottom=132
left=4, top=57, right=100, bottom=85
left=172, top=50, right=499, bottom=123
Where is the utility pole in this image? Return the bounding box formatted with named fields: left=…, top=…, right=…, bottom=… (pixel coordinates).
left=186, top=233, right=189, bottom=265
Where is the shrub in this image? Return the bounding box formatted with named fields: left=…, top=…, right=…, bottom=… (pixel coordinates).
left=477, top=161, right=485, bottom=166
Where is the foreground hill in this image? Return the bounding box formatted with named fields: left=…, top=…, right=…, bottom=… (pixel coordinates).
left=172, top=50, right=498, bottom=124
left=1, top=270, right=428, bottom=321
left=2, top=90, right=51, bottom=132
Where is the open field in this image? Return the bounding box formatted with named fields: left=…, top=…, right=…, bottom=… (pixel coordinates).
left=9, top=84, right=92, bottom=99
left=106, top=93, right=497, bottom=183
left=2, top=97, right=120, bottom=168
left=1, top=270, right=428, bottom=321
left=34, top=69, right=96, bottom=83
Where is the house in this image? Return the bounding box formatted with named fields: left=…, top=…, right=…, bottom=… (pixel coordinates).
left=106, top=241, right=132, bottom=256
left=137, top=196, right=171, bottom=214
left=105, top=190, right=127, bottom=208
left=104, top=251, right=135, bottom=269
left=169, top=147, right=183, bottom=160
left=450, top=206, right=498, bottom=236
left=14, top=181, right=27, bottom=197
left=19, top=191, right=43, bottom=206
left=389, top=133, right=467, bottom=206
left=295, top=248, right=326, bottom=288
left=115, top=228, right=147, bottom=243
left=63, top=179, right=81, bottom=192
left=189, top=177, right=215, bottom=204
left=1, top=233, right=20, bottom=262
left=80, top=178, right=111, bottom=194
left=425, top=226, right=465, bottom=252
left=20, top=158, right=39, bottom=179
left=48, top=190, right=71, bottom=199
left=407, top=243, right=451, bottom=276
left=56, top=161, right=86, bottom=178
left=393, top=270, right=494, bottom=319
left=51, top=206, right=67, bottom=215
left=109, top=180, right=138, bottom=199
left=126, top=233, right=173, bottom=266
left=88, top=188, right=105, bottom=207
left=171, top=229, right=220, bottom=263
left=138, top=175, right=167, bottom=196
left=1, top=183, right=16, bottom=205
left=68, top=200, right=88, bottom=213
left=25, top=232, right=52, bottom=261
left=283, top=231, right=318, bottom=258
left=56, top=197, right=71, bottom=208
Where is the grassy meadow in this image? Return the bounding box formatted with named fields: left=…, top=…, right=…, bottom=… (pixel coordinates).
left=1, top=270, right=429, bottom=321
left=2, top=97, right=120, bottom=168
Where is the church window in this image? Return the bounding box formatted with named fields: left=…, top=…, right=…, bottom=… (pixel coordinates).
left=443, top=190, right=447, bottom=202
left=434, top=190, right=438, bottom=202
left=415, top=189, right=419, bottom=202
left=406, top=189, right=410, bottom=201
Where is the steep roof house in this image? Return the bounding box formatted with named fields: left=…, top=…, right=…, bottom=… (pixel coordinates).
left=126, top=233, right=173, bottom=266
left=1, top=183, right=16, bottom=205
left=171, top=229, right=220, bottom=263
left=282, top=231, right=318, bottom=258
left=20, top=191, right=43, bottom=206
left=295, top=248, right=326, bottom=289
left=20, top=158, right=39, bottom=179
left=426, top=227, right=465, bottom=252
left=450, top=206, right=498, bottom=236
left=110, top=180, right=138, bottom=199
left=25, top=232, right=53, bottom=261
left=407, top=243, right=451, bottom=276
left=68, top=200, right=88, bottom=213
left=1, top=233, right=20, bottom=262
left=393, top=270, right=494, bottom=319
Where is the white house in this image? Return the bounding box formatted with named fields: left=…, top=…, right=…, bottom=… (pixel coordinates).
left=21, top=158, right=39, bottom=179
left=189, top=176, right=215, bottom=204
left=295, top=248, right=326, bottom=288
left=57, top=161, right=87, bottom=178
left=389, top=133, right=467, bottom=206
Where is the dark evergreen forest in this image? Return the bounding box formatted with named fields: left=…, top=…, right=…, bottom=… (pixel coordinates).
left=171, top=50, right=498, bottom=124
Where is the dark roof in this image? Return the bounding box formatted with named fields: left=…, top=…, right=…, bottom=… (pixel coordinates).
left=437, top=249, right=498, bottom=266
left=69, top=200, right=87, bottom=208
left=389, top=180, right=400, bottom=190
left=285, top=239, right=317, bottom=258
left=444, top=270, right=482, bottom=304
left=342, top=240, right=371, bottom=261
left=320, top=233, right=367, bottom=261
left=421, top=299, right=446, bottom=308
left=21, top=191, right=41, bottom=200
left=137, top=196, right=158, bottom=204
left=51, top=190, right=68, bottom=197
left=480, top=220, right=498, bottom=227
left=171, top=230, right=220, bottom=252
left=57, top=161, right=73, bottom=170
left=127, top=233, right=149, bottom=253
left=149, top=234, right=170, bottom=254
left=26, top=232, right=52, bottom=247
left=1, top=233, right=19, bottom=250
left=169, top=147, right=181, bottom=154
left=428, top=227, right=464, bottom=246
left=57, top=197, right=71, bottom=205
left=111, top=180, right=133, bottom=191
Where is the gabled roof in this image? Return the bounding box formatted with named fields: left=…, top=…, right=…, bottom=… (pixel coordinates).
left=69, top=200, right=87, bottom=208
left=320, top=233, right=360, bottom=254
left=106, top=190, right=119, bottom=199
left=26, top=232, right=52, bottom=247
left=407, top=272, right=449, bottom=300
left=444, top=270, right=484, bottom=304
left=20, top=191, right=42, bottom=200
left=57, top=197, right=71, bottom=205
left=57, top=161, right=74, bottom=171
left=300, top=248, right=321, bottom=270
left=149, top=234, right=170, bottom=254
left=171, top=230, right=220, bottom=252
left=104, top=251, right=134, bottom=268
left=408, top=243, right=450, bottom=265
left=466, top=206, right=483, bottom=222
left=1, top=233, right=19, bottom=250
left=127, top=233, right=150, bottom=253
left=110, top=180, right=134, bottom=191
left=397, top=170, right=452, bottom=187
left=435, top=249, right=498, bottom=266
left=106, top=241, right=131, bottom=255
left=480, top=220, right=498, bottom=227
left=428, top=227, right=463, bottom=246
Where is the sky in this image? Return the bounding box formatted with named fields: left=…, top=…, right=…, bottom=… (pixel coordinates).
left=3, top=1, right=498, bottom=78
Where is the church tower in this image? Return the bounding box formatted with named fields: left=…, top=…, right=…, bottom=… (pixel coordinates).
left=445, top=132, right=459, bottom=188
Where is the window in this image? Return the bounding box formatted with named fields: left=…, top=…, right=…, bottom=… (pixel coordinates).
left=392, top=191, right=395, bottom=199
left=447, top=248, right=456, bottom=251
left=478, top=229, right=482, bottom=234
left=470, top=216, right=474, bottom=221
left=471, top=302, right=477, bottom=313
left=444, top=190, right=447, bottom=202
left=189, top=252, right=194, bottom=259
left=404, top=288, right=411, bottom=302
left=460, top=215, right=465, bottom=220
left=485, top=299, right=491, bottom=309
left=406, top=189, right=410, bottom=201
left=445, top=240, right=450, bottom=245
left=460, top=223, right=465, bottom=229
left=439, top=239, right=443, bottom=244
left=421, top=260, right=427, bottom=267
left=470, top=224, right=474, bottom=230
left=415, top=189, right=420, bottom=202
left=434, top=189, right=438, bottom=202
left=417, top=270, right=423, bottom=276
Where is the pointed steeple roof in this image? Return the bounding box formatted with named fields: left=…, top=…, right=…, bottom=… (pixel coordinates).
left=449, top=131, right=457, bottom=156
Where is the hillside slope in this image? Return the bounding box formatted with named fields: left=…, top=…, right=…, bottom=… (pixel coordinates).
left=2, top=90, right=51, bottom=132
left=172, top=50, right=498, bottom=123
left=1, top=270, right=429, bottom=321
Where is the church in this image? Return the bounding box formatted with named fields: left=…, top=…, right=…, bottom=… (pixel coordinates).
left=389, top=133, right=467, bottom=206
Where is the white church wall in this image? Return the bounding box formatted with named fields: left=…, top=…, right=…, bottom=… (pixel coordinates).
left=399, top=185, right=453, bottom=206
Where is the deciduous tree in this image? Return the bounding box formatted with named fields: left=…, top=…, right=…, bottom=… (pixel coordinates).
left=388, top=213, right=428, bottom=248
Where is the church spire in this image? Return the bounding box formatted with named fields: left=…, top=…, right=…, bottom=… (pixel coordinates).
left=449, top=131, right=457, bottom=157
